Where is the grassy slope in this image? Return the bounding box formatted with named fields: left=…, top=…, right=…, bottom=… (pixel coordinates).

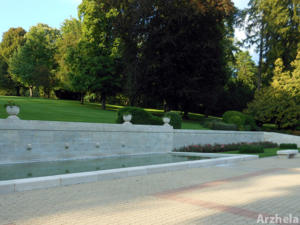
left=0, top=96, right=208, bottom=129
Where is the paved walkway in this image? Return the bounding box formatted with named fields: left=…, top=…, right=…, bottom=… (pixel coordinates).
left=1, top=157, right=300, bottom=225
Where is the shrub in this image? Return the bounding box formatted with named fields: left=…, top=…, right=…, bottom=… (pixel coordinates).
left=116, top=107, right=163, bottom=125
left=164, top=112, right=182, bottom=129
left=239, top=145, right=264, bottom=154
left=223, top=111, right=244, bottom=123
left=244, top=114, right=258, bottom=131
left=279, top=143, right=298, bottom=149
left=174, top=142, right=276, bottom=153
left=223, top=110, right=258, bottom=131
left=261, top=142, right=278, bottom=148
left=228, top=115, right=243, bottom=129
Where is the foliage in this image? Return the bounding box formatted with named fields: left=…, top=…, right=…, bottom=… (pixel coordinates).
left=0, top=55, right=14, bottom=92
left=55, top=18, right=82, bottom=91
left=247, top=53, right=300, bottom=129
left=111, top=0, right=234, bottom=115
left=234, top=51, right=257, bottom=89
left=239, top=145, right=264, bottom=154
left=0, top=27, right=26, bottom=62
left=174, top=142, right=277, bottom=153
left=116, top=107, right=163, bottom=125
left=66, top=0, right=121, bottom=107
left=240, top=0, right=300, bottom=86
left=9, top=24, right=59, bottom=97
left=0, top=27, right=27, bottom=94
left=223, top=110, right=258, bottom=131
left=279, top=143, right=298, bottom=150
left=164, top=112, right=182, bottom=129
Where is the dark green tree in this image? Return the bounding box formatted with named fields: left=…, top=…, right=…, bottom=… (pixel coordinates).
left=234, top=51, right=257, bottom=90
left=111, top=0, right=235, bottom=116
left=240, top=0, right=299, bottom=88
left=56, top=18, right=82, bottom=91
left=67, top=0, right=121, bottom=108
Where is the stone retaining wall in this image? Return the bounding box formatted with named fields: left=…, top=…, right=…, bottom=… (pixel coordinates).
left=173, top=129, right=264, bottom=149
left=0, top=119, right=299, bottom=164
left=0, top=119, right=173, bottom=164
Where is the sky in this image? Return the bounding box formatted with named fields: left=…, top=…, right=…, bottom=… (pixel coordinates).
left=0, top=0, right=256, bottom=60
left=0, top=0, right=80, bottom=39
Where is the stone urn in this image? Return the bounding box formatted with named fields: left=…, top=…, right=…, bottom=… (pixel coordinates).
left=123, top=114, right=132, bottom=125
left=163, top=117, right=171, bottom=126
left=6, top=105, right=20, bottom=120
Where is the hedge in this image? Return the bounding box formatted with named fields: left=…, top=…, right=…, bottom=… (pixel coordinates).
left=116, top=107, right=163, bottom=125
left=164, top=112, right=182, bottom=129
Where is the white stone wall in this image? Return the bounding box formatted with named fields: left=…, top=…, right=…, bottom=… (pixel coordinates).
left=264, top=132, right=300, bottom=146
left=173, top=130, right=264, bottom=149
left=0, top=119, right=173, bottom=164
left=1, top=119, right=299, bottom=164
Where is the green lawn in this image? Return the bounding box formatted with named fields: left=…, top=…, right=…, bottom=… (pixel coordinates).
left=223, top=148, right=300, bottom=158
left=0, top=96, right=208, bottom=129
left=0, top=96, right=117, bottom=123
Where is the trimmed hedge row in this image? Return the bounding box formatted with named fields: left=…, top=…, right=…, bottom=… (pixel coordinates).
left=239, top=145, right=264, bottom=154
left=279, top=143, right=298, bottom=149
left=174, top=142, right=278, bottom=153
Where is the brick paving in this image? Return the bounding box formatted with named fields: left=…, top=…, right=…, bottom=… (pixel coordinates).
left=1, top=157, right=300, bottom=225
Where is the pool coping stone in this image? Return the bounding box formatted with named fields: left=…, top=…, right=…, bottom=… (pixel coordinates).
left=0, top=153, right=258, bottom=194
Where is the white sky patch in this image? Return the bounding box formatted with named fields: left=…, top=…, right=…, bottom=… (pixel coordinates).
left=232, top=0, right=259, bottom=63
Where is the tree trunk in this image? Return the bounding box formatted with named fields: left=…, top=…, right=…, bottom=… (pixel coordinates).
left=183, top=111, right=189, bottom=119
left=29, top=86, right=33, bottom=97
left=163, top=100, right=169, bottom=113
left=16, top=86, right=20, bottom=96
left=257, top=24, right=264, bottom=91
left=101, top=93, right=106, bottom=110
left=80, top=93, right=84, bottom=104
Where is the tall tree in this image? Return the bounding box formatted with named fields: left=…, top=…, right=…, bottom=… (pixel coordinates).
left=234, top=51, right=257, bottom=90
left=247, top=50, right=300, bottom=129
left=68, top=0, right=121, bottom=108
left=56, top=18, right=82, bottom=90
left=9, top=24, right=59, bottom=97
left=0, top=27, right=26, bottom=95
left=111, top=0, right=234, bottom=115
left=241, top=0, right=299, bottom=88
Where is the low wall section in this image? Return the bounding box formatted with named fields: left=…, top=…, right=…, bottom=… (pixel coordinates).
left=0, top=119, right=173, bottom=164
left=173, top=130, right=264, bottom=149
left=0, top=119, right=299, bottom=164
left=263, top=132, right=300, bottom=146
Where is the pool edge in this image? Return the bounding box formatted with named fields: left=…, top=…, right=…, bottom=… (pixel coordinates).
left=0, top=153, right=258, bottom=194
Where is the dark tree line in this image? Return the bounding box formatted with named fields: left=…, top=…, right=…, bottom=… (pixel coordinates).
left=0, top=0, right=298, bottom=119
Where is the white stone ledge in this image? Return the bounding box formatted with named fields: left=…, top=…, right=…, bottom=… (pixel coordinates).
left=173, top=129, right=264, bottom=135
left=0, top=119, right=173, bottom=133
left=0, top=154, right=258, bottom=194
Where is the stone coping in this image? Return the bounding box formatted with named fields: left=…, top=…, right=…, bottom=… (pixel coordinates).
left=0, top=153, right=258, bottom=194
left=0, top=119, right=173, bottom=133
left=173, top=129, right=264, bottom=135
left=277, top=150, right=299, bottom=154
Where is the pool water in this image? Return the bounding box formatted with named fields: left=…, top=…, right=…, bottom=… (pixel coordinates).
left=0, top=153, right=209, bottom=181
